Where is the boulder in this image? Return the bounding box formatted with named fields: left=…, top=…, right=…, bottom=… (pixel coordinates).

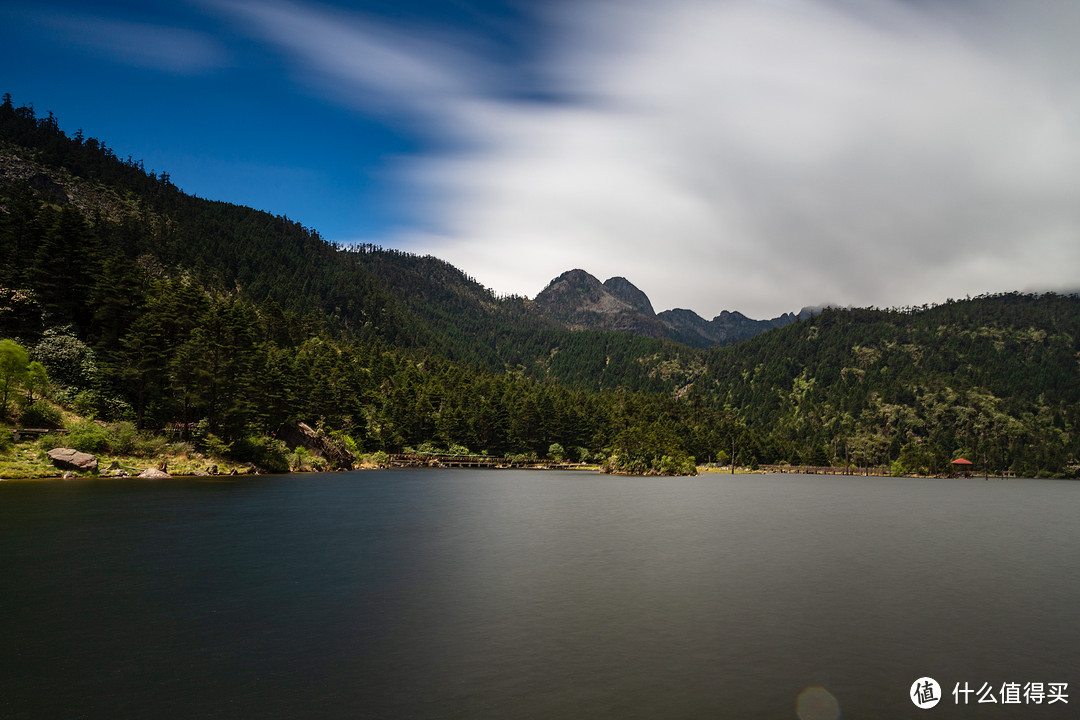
left=47, top=448, right=98, bottom=473
left=105, top=461, right=130, bottom=476
left=276, top=422, right=356, bottom=470
left=138, top=468, right=170, bottom=479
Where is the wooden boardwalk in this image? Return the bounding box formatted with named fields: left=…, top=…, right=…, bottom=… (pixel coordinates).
left=8, top=427, right=67, bottom=441
left=387, top=453, right=575, bottom=470
left=759, top=464, right=890, bottom=476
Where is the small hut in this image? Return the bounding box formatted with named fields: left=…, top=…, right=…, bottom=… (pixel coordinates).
left=950, top=458, right=973, bottom=477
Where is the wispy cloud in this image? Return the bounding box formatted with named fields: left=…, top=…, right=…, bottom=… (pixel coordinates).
left=223, top=0, right=1080, bottom=317
left=216, top=0, right=498, bottom=119
left=38, top=12, right=228, bottom=74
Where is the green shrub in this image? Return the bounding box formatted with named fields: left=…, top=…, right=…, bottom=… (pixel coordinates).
left=133, top=433, right=169, bottom=457
left=232, top=435, right=289, bottom=474
left=52, top=420, right=170, bottom=457
left=107, top=422, right=138, bottom=455
left=287, top=445, right=314, bottom=472
left=19, top=401, right=62, bottom=428
left=286, top=446, right=330, bottom=472
left=32, top=330, right=96, bottom=389
left=0, top=429, right=12, bottom=455
left=202, top=433, right=232, bottom=458
left=71, top=389, right=134, bottom=422
left=38, top=432, right=64, bottom=451
left=65, top=420, right=112, bottom=454
left=338, top=433, right=359, bottom=456
left=71, top=390, right=99, bottom=419
left=169, top=442, right=196, bottom=458
left=604, top=451, right=696, bottom=476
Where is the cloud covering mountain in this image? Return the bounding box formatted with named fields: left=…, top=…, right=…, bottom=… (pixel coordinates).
left=218, top=0, right=1080, bottom=318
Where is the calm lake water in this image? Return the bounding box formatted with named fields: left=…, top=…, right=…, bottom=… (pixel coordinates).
left=1, top=470, right=1077, bottom=719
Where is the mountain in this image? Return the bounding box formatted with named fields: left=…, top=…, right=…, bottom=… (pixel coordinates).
left=533, top=270, right=669, bottom=339
left=534, top=269, right=801, bottom=347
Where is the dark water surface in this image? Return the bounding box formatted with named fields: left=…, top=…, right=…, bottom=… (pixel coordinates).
left=1, top=471, right=1077, bottom=719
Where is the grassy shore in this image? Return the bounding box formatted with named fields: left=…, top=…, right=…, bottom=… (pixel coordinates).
left=3, top=408, right=684, bottom=480
left=0, top=430, right=252, bottom=480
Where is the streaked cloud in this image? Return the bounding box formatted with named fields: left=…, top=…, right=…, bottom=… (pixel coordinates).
left=216, top=0, right=498, bottom=120
left=37, top=12, right=227, bottom=74
left=226, top=0, right=1080, bottom=317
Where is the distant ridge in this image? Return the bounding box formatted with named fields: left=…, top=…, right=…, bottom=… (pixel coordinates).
left=534, top=269, right=801, bottom=347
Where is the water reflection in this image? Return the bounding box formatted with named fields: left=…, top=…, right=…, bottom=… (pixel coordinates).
left=1, top=471, right=1078, bottom=719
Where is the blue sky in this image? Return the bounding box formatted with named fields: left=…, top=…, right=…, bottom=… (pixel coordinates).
left=1, top=0, right=511, bottom=240
left=3, top=0, right=1080, bottom=318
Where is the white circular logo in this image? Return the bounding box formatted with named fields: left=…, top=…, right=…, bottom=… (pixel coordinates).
left=911, top=677, right=941, bottom=709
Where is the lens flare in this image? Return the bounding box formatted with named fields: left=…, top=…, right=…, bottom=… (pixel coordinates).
left=796, top=686, right=841, bottom=720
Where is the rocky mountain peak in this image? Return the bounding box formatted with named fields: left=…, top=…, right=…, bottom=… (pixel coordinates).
left=536, top=269, right=604, bottom=305
left=534, top=269, right=667, bottom=338
left=535, top=269, right=634, bottom=317
left=533, top=268, right=802, bottom=348
left=602, top=276, right=655, bottom=315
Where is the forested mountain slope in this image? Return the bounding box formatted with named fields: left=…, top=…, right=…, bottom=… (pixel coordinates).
left=0, top=95, right=705, bottom=473
left=2, top=94, right=1077, bottom=476
left=697, top=295, right=1080, bottom=475
left=0, top=95, right=684, bottom=382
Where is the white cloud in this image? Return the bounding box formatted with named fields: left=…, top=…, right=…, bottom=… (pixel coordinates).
left=42, top=13, right=227, bottom=74
left=216, top=0, right=497, bottom=120
left=230, top=0, right=1080, bottom=317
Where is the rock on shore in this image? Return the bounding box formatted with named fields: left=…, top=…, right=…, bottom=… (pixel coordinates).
left=46, top=448, right=98, bottom=473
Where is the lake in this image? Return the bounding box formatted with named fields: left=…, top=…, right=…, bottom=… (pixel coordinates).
left=1, top=470, right=1077, bottom=719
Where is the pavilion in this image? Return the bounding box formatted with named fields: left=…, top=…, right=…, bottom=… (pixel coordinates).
left=950, top=457, right=973, bottom=477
